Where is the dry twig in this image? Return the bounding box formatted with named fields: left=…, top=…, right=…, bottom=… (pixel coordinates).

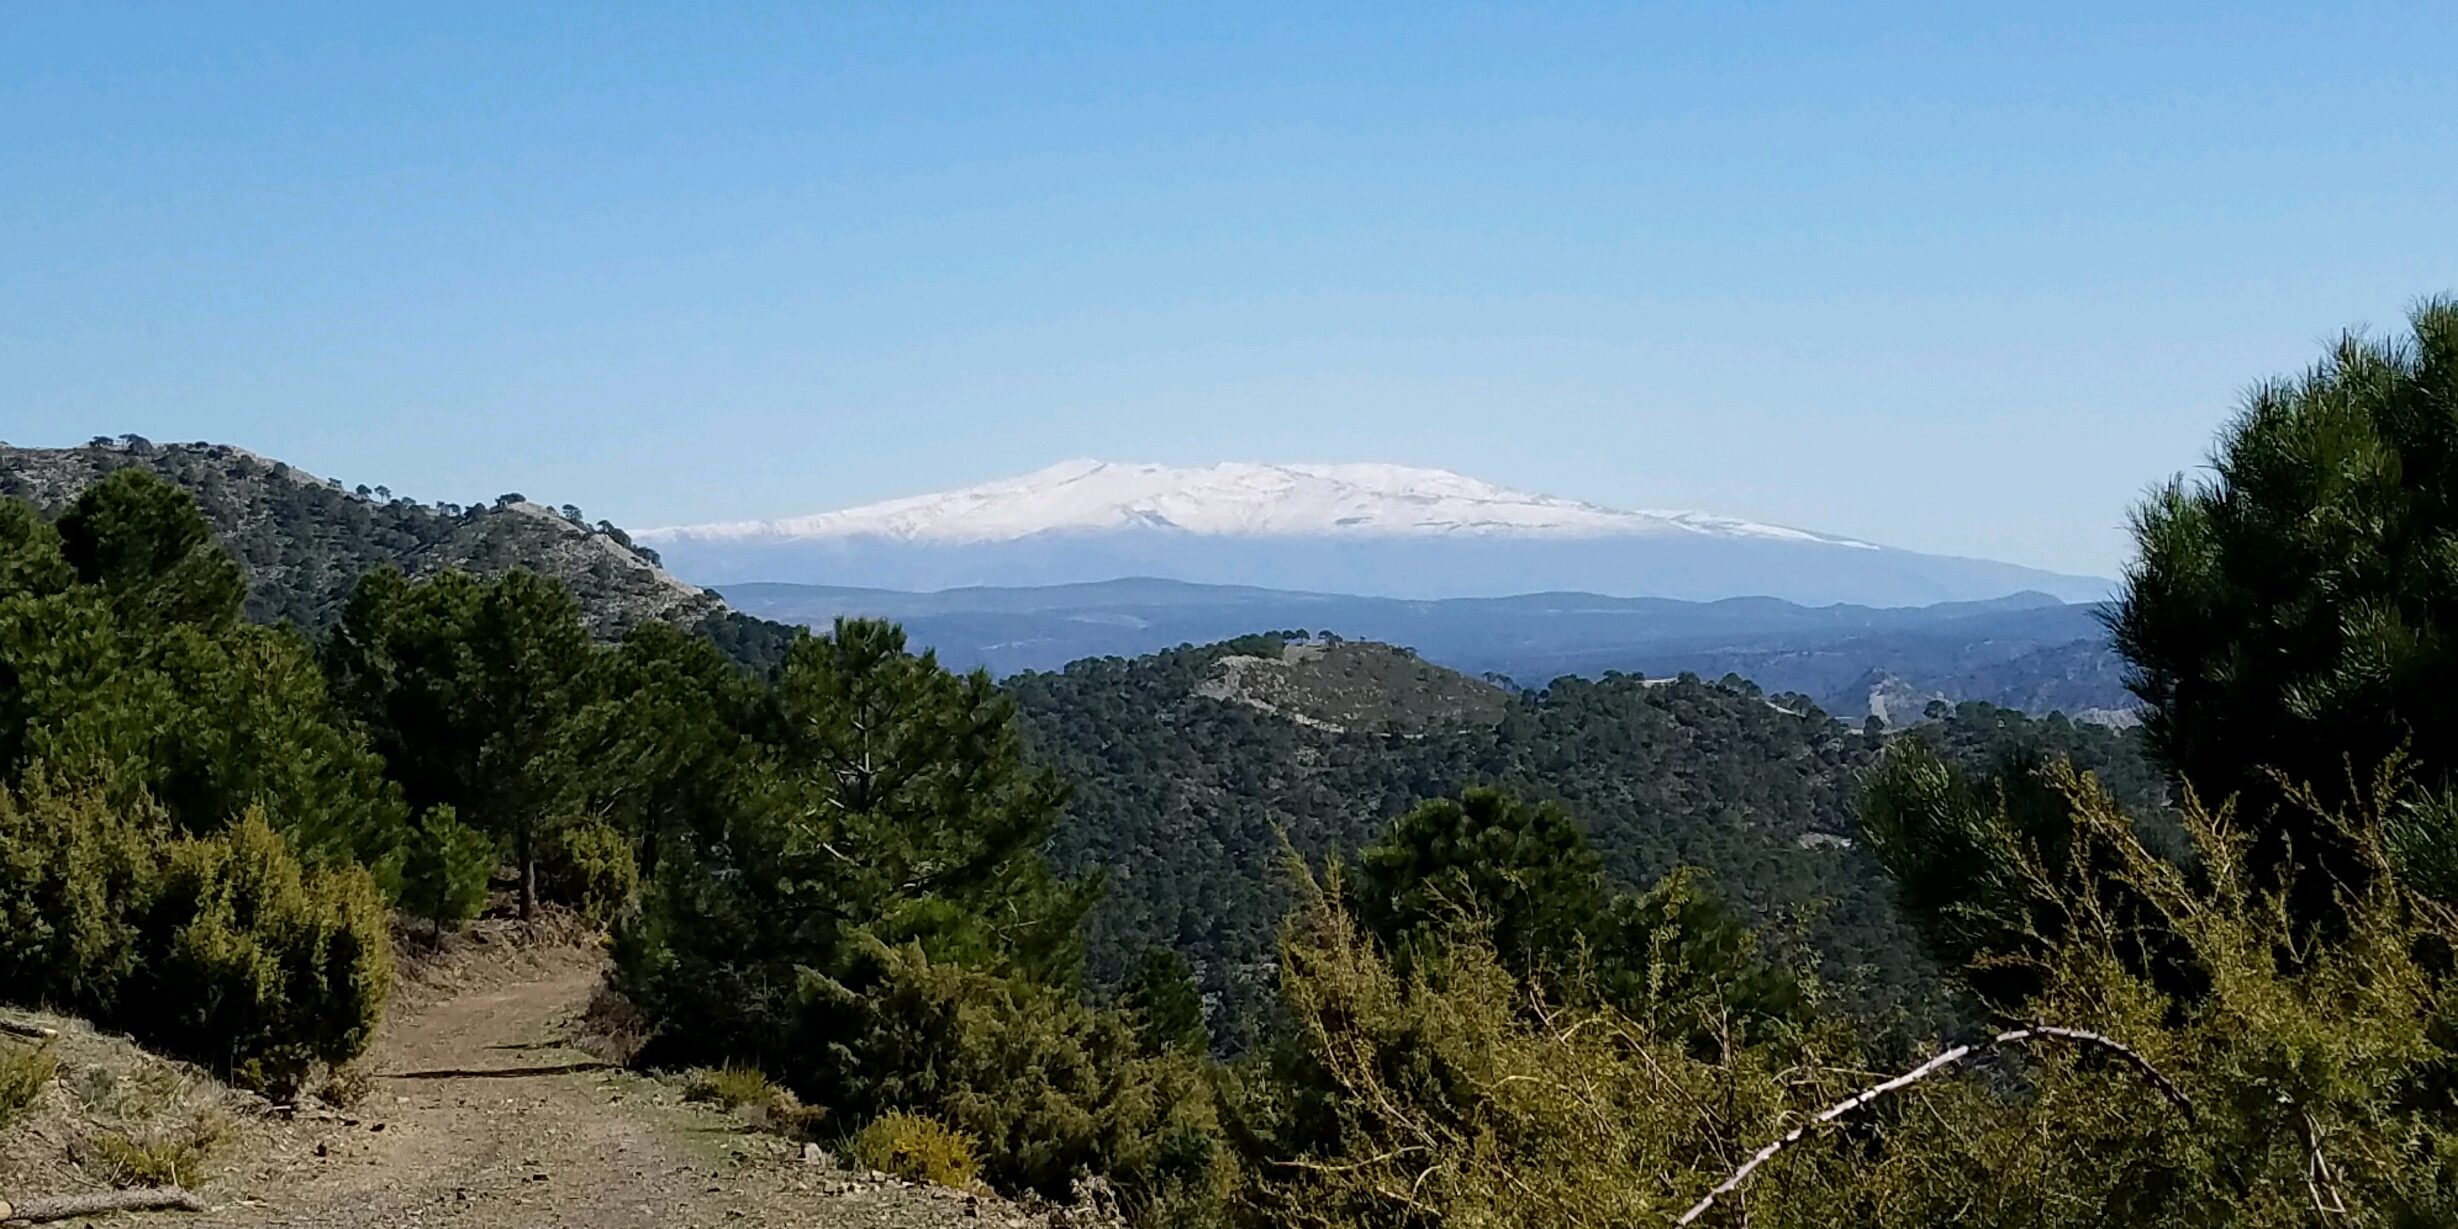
left=0, top=1188, right=207, bottom=1223
left=1675, top=1024, right=2193, bottom=1225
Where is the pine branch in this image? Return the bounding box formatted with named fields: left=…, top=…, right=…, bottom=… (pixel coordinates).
left=1676, top=1024, right=2192, bottom=1226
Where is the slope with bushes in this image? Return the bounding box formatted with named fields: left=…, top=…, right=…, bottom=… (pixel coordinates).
left=0, top=473, right=395, bottom=1095
left=1009, top=634, right=2162, bottom=1039
left=0, top=438, right=797, bottom=664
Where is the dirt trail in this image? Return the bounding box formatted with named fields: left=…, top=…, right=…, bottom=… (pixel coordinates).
left=199, top=954, right=1009, bottom=1229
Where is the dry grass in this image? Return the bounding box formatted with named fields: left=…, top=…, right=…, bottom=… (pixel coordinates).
left=573, top=980, right=653, bottom=1066
left=74, top=1115, right=231, bottom=1189
left=1, top=1037, right=59, bottom=1127
left=314, top=1062, right=373, bottom=1110
left=0, top=1008, right=272, bottom=1199
left=676, top=1061, right=825, bottom=1139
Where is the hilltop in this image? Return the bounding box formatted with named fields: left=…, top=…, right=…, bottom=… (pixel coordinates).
left=1193, top=637, right=1510, bottom=733
left=0, top=438, right=793, bottom=661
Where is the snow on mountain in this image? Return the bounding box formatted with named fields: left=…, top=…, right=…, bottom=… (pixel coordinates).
left=640, top=459, right=1877, bottom=548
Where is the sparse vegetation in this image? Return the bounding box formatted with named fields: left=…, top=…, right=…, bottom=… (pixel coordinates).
left=315, top=1062, right=373, bottom=1110
left=0, top=1039, right=57, bottom=1128
left=75, top=1115, right=228, bottom=1190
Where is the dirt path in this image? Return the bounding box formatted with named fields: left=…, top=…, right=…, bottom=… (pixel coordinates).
left=198, top=954, right=1015, bottom=1229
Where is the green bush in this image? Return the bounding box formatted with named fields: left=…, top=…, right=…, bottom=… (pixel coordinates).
left=854, top=1110, right=980, bottom=1188
left=0, top=1040, right=56, bottom=1129
left=401, top=805, right=494, bottom=940
left=816, top=939, right=1234, bottom=1218
left=0, top=773, right=160, bottom=1013
left=682, top=1062, right=782, bottom=1112
left=148, top=811, right=392, bottom=1096
left=542, top=818, right=637, bottom=926
left=0, top=782, right=390, bottom=1092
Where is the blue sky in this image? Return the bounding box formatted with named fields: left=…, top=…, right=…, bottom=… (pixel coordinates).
left=4, top=4, right=2454, bottom=576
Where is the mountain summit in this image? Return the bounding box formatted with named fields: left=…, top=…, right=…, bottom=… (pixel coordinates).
left=646, top=459, right=1877, bottom=547
left=639, top=460, right=2109, bottom=605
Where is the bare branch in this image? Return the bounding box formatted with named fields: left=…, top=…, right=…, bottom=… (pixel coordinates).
left=1676, top=1024, right=2193, bottom=1225
left=2298, top=1108, right=2349, bottom=1219
left=1, top=1187, right=206, bottom=1223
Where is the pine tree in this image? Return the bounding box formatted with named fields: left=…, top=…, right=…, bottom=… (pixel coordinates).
left=2112, top=297, right=2458, bottom=910
left=1120, top=946, right=1209, bottom=1054
left=1354, top=786, right=1611, bottom=985
left=54, top=468, right=246, bottom=631
left=324, top=567, right=595, bottom=917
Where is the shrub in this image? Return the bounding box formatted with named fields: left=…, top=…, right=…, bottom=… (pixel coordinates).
left=315, top=1063, right=372, bottom=1110
left=1238, top=860, right=1815, bottom=1229
left=542, top=818, right=637, bottom=926
left=401, top=805, right=494, bottom=940
left=854, top=1110, right=980, bottom=1188
left=76, top=1114, right=228, bottom=1189
left=0, top=1040, right=57, bottom=1128
left=682, top=1062, right=782, bottom=1113
left=0, top=786, right=392, bottom=1093
left=0, top=774, right=161, bottom=1013
left=147, top=811, right=392, bottom=1096
left=815, top=938, right=1235, bottom=1217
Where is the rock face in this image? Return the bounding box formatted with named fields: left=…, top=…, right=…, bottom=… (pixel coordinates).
left=639, top=460, right=2110, bottom=606
left=0, top=440, right=721, bottom=637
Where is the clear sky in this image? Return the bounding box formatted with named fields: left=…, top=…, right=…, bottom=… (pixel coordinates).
left=4, top=4, right=2454, bottom=576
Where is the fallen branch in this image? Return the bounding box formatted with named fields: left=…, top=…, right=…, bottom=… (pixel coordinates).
left=1676, top=1024, right=2193, bottom=1225
left=0, top=1020, right=57, bottom=1042
left=0, top=1188, right=206, bottom=1223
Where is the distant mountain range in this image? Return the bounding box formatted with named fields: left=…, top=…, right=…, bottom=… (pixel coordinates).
left=640, top=460, right=2111, bottom=607
left=718, top=577, right=2139, bottom=724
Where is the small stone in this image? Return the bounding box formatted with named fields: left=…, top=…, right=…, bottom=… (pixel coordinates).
left=799, top=1142, right=830, bottom=1166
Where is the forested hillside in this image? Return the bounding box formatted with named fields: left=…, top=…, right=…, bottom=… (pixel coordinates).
left=0, top=438, right=796, bottom=657
left=726, top=579, right=2138, bottom=721
left=1012, top=633, right=2162, bottom=1037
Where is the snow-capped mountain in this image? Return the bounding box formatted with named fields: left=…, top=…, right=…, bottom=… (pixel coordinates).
left=652, top=459, right=1877, bottom=548
left=639, top=461, right=2110, bottom=606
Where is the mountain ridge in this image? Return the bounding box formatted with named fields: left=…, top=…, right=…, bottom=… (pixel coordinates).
left=641, top=458, right=1881, bottom=546
left=641, top=461, right=2109, bottom=605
